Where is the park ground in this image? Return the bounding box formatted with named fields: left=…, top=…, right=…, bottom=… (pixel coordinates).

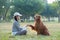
left=0, top=22, right=60, bottom=40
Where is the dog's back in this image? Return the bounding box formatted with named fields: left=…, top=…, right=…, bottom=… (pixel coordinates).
left=28, top=14, right=50, bottom=35
left=34, top=15, right=50, bottom=35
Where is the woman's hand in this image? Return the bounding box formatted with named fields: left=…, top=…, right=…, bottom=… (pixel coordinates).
left=24, top=24, right=29, bottom=27
left=25, top=24, right=31, bottom=27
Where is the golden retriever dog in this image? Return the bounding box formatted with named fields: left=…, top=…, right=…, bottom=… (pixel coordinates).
left=28, top=14, right=50, bottom=36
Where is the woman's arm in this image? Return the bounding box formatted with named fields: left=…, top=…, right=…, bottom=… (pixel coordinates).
left=14, top=21, right=22, bottom=31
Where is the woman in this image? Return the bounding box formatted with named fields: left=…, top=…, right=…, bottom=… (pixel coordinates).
left=12, top=12, right=27, bottom=36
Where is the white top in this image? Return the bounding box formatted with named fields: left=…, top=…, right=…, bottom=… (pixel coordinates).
left=12, top=25, right=27, bottom=36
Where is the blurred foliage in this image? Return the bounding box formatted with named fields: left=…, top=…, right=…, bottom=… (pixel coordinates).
left=11, top=0, right=44, bottom=19
left=0, top=0, right=60, bottom=22
left=41, top=1, right=58, bottom=17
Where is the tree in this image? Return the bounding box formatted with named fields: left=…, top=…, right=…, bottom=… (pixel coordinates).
left=0, top=0, right=14, bottom=21
left=11, top=0, right=44, bottom=19
left=57, top=0, right=60, bottom=22
left=41, top=1, right=58, bottom=21
left=42, top=1, right=58, bottom=16
left=0, top=0, right=10, bottom=20
left=0, top=0, right=7, bottom=20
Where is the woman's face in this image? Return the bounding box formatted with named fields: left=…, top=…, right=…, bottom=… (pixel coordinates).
left=16, top=15, right=20, bottom=20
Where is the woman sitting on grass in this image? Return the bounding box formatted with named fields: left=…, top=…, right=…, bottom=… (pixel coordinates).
left=12, top=12, right=27, bottom=36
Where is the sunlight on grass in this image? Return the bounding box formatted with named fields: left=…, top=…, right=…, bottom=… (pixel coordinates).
left=0, top=22, right=60, bottom=40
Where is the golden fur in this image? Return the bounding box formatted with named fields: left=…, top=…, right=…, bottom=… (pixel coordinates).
left=28, top=14, right=50, bottom=36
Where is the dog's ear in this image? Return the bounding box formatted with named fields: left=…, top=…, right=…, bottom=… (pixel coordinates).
left=34, top=17, right=35, bottom=19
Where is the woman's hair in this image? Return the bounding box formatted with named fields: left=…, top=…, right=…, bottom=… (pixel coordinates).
left=14, top=16, right=18, bottom=21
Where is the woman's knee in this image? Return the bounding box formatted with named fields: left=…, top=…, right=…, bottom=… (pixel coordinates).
left=16, top=30, right=27, bottom=35
left=23, top=30, right=27, bottom=35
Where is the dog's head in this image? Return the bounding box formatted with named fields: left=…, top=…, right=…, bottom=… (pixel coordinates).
left=34, top=14, right=41, bottom=21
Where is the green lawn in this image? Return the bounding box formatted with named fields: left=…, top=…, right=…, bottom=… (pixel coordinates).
left=0, top=22, right=60, bottom=40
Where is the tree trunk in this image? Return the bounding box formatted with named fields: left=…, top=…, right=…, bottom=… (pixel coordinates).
left=3, top=7, right=10, bottom=20
left=48, top=17, right=50, bottom=22
left=58, top=15, right=60, bottom=23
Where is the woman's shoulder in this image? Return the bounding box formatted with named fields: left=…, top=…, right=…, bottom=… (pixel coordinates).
left=13, top=20, right=18, bottom=24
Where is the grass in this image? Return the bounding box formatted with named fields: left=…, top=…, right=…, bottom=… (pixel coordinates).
left=0, top=22, right=60, bottom=40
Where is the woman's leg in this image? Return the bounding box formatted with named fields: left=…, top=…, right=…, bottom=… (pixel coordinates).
left=16, top=30, right=27, bottom=35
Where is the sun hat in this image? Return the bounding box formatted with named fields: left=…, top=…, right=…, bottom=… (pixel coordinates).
left=14, top=12, right=22, bottom=17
